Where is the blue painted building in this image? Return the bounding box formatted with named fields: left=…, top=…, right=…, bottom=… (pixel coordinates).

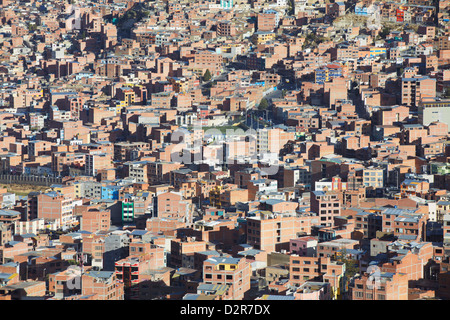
left=355, top=5, right=368, bottom=15
left=314, top=64, right=343, bottom=84
left=101, top=185, right=121, bottom=200
left=221, top=0, right=233, bottom=9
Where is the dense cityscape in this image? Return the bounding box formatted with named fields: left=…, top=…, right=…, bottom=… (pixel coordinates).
left=0, top=0, right=449, bottom=302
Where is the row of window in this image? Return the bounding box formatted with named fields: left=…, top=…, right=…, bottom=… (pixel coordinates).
left=320, top=210, right=340, bottom=214
left=205, top=274, right=234, bottom=280
left=292, top=267, right=319, bottom=273
left=353, top=291, right=385, bottom=300
left=291, top=260, right=319, bottom=265
left=320, top=203, right=340, bottom=207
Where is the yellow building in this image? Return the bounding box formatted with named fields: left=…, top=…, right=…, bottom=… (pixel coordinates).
left=113, top=100, right=128, bottom=113
left=169, top=77, right=189, bottom=93
left=252, top=31, right=275, bottom=45
left=209, top=186, right=223, bottom=208
left=74, top=182, right=82, bottom=199
left=123, top=90, right=135, bottom=106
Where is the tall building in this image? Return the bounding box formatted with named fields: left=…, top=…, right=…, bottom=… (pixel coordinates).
left=37, top=191, right=75, bottom=228
left=310, top=191, right=342, bottom=227
left=401, top=76, right=436, bottom=108
left=121, top=200, right=134, bottom=223
left=257, top=128, right=295, bottom=155
left=246, top=212, right=307, bottom=252
left=85, top=153, right=112, bottom=177
left=257, top=12, right=277, bottom=31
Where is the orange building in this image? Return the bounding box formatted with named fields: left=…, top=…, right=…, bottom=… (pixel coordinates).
left=247, top=212, right=310, bottom=252
left=202, top=256, right=251, bottom=300
left=81, top=209, right=111, bottom=233
left=351, top=272, right=408, bottom=300
left=153, top=191, right=192, bottom=220
left=170, top=237, right=207, bottom=268
left=82, top=270, right=124, bottom=300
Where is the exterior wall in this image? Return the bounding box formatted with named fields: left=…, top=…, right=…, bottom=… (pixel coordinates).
left=82, top=272, right=124, bottom=300
left=81, top=210, right=111, bottom=233
left=202, top=257, right=251, bottom=300
left=311, top=191, right=342, bottom=227
left=171, top=238, right=207, bottom=268
left=351, top=273, right=408, bottom=300
left=289, top=237, right=318, bottom=256
left=247, top=214, right=303, bottom=252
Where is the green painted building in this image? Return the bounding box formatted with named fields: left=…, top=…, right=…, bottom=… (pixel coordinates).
left=122, top=201, right=134, bottom=222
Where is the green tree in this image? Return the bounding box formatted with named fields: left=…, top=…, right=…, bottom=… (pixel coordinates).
left=287, top=0, right=295, bottom=15
left=258, top=98, right=269, bottom=111
left=27, top=23, right=37, bottom=32
left=203, top=69, right=212, bottom=82
left=379, top=26, right=391, bottom=39
left=336, top=249, right=359, bottom=279
left=444, top=89, right=450, bottom=99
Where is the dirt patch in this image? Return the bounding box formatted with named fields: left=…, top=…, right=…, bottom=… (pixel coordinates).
left=0, top=184, right=51, bottom=196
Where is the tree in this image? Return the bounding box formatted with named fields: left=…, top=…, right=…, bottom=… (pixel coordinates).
left=287, top=0, right=294, bottom=15
left=444, top=89, right=450, bottom=99
left=258, top=98, right=269, bottom=111
left=379, top=26, right=391, bottom=39
left=336, top=249, right=359, bottom=279
left=27, top=23, right=37, bottom=32
left=203, top=69, right=212, bottom=82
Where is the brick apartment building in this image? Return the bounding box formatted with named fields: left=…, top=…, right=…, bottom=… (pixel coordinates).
left=311, top=191, right=343, bottom=227
left=170, top=237, right=208, bottom=268
left=401, top=76, right=436, bottom=108
left=82, top=270, right=124, bottom=300
left=351, top=271, right=408, bottom=300
left=37, top=192, right=75, bottom=229
left=202, top=255, right=251, bottom=300
left=80, top=209, right=111, bottom=233
left=246, top=212, right=308, bottom=252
